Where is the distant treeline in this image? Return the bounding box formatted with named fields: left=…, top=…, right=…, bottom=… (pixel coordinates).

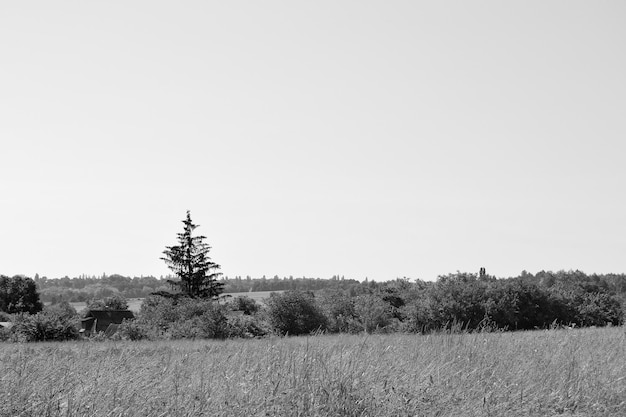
left=32, top=274, right=362, bottom=303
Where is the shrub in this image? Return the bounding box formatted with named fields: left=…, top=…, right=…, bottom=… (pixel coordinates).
left=429, top=273, right=488, bottom=329
left=229, top=296, right=260, bottom=315
left=226, top=313, right=270, bottom=338
left=167, top=318, right=206, bottom=339
left=139, top=295, right=178, bottom=331
left=575, top=292, right=623, bottom=326
left=354, top=294, right=392, bottom=333
left=171, top=304, right=228, bottom=339
left=133, top=295, right=229, bottom=340
left=400, top=297, right=440, bottom=333
left=317, top=290, right=360, bottom=333
left=485, top=280, right=559, bottom=330
left=266, top=291, right=327, bottom=336
left=115, top=319, right=150, bottom=341
left=10, top=311, right=79, bottom=342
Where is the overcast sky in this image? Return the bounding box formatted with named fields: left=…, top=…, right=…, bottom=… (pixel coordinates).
left=1, top=1, right=625, bottom=281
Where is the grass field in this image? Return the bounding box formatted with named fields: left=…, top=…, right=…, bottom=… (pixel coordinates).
left=1, top=326, right=624, bottom=416
left=219, top=290, right=282, bottom=306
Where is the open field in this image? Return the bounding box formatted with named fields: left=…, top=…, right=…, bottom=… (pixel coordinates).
left=1, top=326, right=625, bottom=416
left=219, top=290, right=283, bottom=306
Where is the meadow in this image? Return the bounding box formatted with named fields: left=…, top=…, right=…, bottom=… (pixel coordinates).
left=218, top=291, right=281, bottom=306
left=1, top=326, right=624, bottom=416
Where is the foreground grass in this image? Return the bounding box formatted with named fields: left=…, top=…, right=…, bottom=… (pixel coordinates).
left=1, top=327, right=625, bottom=416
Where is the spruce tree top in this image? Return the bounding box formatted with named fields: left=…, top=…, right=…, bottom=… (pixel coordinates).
left=161, top=211, right=224, bottom=298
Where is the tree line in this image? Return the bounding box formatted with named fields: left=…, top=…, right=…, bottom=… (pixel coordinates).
left=34, top=274, right=363, bottom=303
left=32, top=269, right=626, bottom=314
left=2, top=269, right=624, bottom=341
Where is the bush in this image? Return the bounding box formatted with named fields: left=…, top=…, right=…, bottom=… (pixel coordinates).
left=317, top=290, right=360, bottom=333
left=484, top=280, right=559, bottom=330
left=138, top=295, right=178, bottom=332
left=266, top=291, right=327, bottom=336
left=354, top=294, right=393, bottom=333
left=575, top=292, right=623, bottom=326
left=115, top=319, right=150, bottom=341
left=226, top=313, right=270, bottom=338
left=429, top=273, right=488, bottom=330
left=169, top=306, right=228, bottom=339
left=131, top=295, right=229, bottom=340
left=229, top=296, right=260, bottom=315
left=10, top=311, right=79, bottom=342
left=400, top=297, right=440, bottom=333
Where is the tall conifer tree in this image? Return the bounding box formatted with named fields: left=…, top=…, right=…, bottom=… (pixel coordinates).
left=161, top=211, right=223, bottom=298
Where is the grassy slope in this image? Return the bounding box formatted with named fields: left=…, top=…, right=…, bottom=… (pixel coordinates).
left=1, top=327, right=624, bottom=416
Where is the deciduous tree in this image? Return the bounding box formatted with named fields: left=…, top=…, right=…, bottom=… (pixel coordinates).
left=0, top=275, right=43, bottom=314
left=266, top=290, right=327, bottom=335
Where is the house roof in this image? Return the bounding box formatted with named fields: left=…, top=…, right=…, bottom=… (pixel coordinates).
left=0, top=322, right=12, bottom=329
left=80, top=310, right=135, bottom=334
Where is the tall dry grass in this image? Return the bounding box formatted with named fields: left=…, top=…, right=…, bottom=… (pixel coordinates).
left=1, top=326, right=624, bottom=416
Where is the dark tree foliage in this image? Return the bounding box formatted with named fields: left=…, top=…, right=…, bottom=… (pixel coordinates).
left=0, top=275, right=43, bottom=314
left=230, top=296, right=259, bottom=315
left=354, top=293, right=393, bottom=333
left=10, top=311, right=79, bottom=342
left=317, top=289, right=358, bottom=333
left=574, top=292, right=622, bottom=326
left=397, top=270, right=624, bottom=333
left=484, top=280, right=559, bottom=330
left=266, top=290, right=327, bottom=336
left=429, top=272, right=488, bottom=329
left=161, top=211, right=224, bottom=298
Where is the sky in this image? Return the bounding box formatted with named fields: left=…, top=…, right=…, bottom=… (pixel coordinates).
left=1, top=1, right=625, bottom=282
